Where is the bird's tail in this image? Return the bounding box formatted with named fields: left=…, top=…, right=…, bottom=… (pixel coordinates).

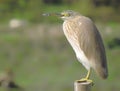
left=95, top=65, right=108, bottom=79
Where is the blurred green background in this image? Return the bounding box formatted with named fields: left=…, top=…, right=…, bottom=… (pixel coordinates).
left=0, top=0, right=120, bottom=91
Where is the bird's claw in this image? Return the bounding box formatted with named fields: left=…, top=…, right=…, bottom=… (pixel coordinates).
left=76, top=78, right=94, bottom=86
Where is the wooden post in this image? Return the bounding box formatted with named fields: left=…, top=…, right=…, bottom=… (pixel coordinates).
left=74, top=81, right=93, bottom=91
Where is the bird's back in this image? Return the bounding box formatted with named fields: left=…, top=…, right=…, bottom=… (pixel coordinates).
left=63, top=16, right=108, bottom=79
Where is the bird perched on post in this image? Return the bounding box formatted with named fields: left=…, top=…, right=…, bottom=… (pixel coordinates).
left=43, top=10, right=108, bottom=83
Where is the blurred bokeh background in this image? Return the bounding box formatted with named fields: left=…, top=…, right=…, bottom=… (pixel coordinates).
left=0, top=0, right=120, bottom=91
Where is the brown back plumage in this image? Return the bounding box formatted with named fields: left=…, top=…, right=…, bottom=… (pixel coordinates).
left=77, top=16, right=108, bottom=79
left=64, top=15, right=108, bottom=79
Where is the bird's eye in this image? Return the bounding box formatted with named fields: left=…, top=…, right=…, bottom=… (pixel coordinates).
left=64, top=13, right=70, bottom=17
left=61, top=13, right=70, bottom=17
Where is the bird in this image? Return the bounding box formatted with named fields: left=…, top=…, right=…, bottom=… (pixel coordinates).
left=43, top=10, right=108, bottom=83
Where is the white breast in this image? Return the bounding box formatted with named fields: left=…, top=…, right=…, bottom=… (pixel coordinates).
left=63, top=21, right=90, bottom=70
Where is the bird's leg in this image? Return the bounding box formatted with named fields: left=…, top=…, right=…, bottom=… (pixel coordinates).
left=77, top=69, right=94, bottom=85
left=86, top=69, right=91, bottom=79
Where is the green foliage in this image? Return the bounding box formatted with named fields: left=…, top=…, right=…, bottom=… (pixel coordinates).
left=0, top=0, right=120, bottom=23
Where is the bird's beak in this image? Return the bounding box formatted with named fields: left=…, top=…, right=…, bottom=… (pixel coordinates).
left=42, top=12, right=62, bottom=17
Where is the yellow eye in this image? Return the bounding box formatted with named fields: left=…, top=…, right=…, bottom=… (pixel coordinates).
left=61, top=12, right=70, bottom=17
left=64, top=13, right=70, bottom=17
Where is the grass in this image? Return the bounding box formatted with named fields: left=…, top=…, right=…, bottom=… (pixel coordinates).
left=0, top=22, right=120, bottom=91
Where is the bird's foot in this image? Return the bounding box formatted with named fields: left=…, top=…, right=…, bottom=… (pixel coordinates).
left=76, top=78, right=94, bottom=86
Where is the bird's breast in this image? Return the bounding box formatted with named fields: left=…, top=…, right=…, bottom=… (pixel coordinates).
left=63, top=21, right=90, bottom=70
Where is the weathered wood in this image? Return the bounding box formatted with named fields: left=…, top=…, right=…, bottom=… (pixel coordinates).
left=74, top=81, right=92, bottom=91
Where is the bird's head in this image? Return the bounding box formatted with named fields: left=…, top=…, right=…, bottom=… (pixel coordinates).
left=43, top=10, right=80, bottom=21
left=60, top=10, right=80, bottom=20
